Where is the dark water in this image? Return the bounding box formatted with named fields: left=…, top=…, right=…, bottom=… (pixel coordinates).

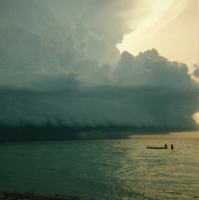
left=0, top=137, right=199, bottom=200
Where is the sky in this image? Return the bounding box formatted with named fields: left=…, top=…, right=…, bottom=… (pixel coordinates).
left=118, top=0, right=198, bottom=67
left=0, top=0, right=198, bottom=138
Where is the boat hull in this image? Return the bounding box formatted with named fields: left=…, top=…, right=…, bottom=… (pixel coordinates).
left=146, top=147, right=167, bottom=149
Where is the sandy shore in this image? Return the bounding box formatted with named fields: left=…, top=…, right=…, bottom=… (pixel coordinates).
left=0, top=192, right=80, bottom=200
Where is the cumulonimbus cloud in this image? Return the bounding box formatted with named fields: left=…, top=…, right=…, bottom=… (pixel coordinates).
left=0, top=0, right=198, bottom=135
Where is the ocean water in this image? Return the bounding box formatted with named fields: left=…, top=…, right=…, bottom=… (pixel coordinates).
left=0, top=136, right=199, bottom=200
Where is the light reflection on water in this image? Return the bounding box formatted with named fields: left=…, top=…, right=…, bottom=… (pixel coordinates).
left=0, top=136, right=199, bottom=200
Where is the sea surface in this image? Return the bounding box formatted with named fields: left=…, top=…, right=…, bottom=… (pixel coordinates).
left=0, top=135, right=199, bottom=200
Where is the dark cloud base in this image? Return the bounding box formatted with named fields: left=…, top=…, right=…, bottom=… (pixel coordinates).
left=0, top=84, right=198, bottom=142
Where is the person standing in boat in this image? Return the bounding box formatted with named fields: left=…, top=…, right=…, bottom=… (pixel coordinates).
left=171, top=144, right=174, bottom=150
left=164, top=144, right=168, bottom=149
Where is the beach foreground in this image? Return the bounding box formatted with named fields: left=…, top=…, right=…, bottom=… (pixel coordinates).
left=0, top=192, right=79, bottom=200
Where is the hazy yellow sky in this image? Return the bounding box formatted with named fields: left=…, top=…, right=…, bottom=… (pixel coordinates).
left=118, top=0, right=198, bottom=67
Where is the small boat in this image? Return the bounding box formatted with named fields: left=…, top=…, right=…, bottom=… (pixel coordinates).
left=146, top=144, right=168, bottom=149
left=146, top=146, right=166, bottom=149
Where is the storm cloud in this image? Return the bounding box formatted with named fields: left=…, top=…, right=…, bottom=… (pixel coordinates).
left=0, top=0, right=198, bottom=134
left=192, top=64, right=199, bottom=79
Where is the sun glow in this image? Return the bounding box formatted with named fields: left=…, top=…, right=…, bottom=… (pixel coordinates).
left=117, top=0, right=197, bottom=67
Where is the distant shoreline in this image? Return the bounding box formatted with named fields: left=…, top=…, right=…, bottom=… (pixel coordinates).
left=0, top=123, right=197, bottom=142
left=130, top=131, right=199, bottom=139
